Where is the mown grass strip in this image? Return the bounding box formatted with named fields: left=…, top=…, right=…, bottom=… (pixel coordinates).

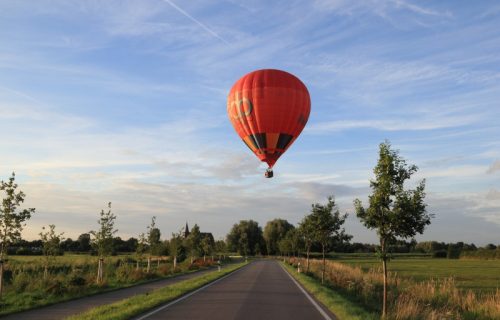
left=281, top=262, right=378, bottom=320
left=66, top=262, right=248, bottom=320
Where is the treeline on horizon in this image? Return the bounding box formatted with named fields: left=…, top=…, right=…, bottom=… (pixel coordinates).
left=7, top=224, right=500, bottom=260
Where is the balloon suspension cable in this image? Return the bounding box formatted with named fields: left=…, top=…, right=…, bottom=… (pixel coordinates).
left=264, top=167, right=274, bottom=178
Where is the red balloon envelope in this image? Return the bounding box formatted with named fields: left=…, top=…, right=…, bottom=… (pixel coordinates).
left=227, top=69, right=311, bottom=177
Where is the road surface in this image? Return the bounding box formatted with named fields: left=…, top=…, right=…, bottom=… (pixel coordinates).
left=135, top=260, right=336, bottom=320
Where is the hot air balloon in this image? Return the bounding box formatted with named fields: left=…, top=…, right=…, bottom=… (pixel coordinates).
left=227, top=69, right=311, bottom=178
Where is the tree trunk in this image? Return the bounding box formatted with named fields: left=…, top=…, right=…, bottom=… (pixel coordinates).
left=203, top=255, right=206, bottom=262
left=321, top=245, right=326, bottom=284
left=147, top=256, right=151, bottom=273
left=157, top=257, right=160, bottom=267
left=173, top=256, right=177, bottom=270
left=136, top=260, right=139, bottom=270
left=0, top=260, right=4, bottom=297
left=306, top=246, right=310, bottom=273
left=382, top=257, right=388, bottom=318
left=44, top=264, right=48, bottom=279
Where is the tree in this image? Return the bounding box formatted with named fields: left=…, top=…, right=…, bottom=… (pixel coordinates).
left=200, top=235, right=214, bottom=261
left=0, top=172, right=35, bottom=297
left=298, top=214, right=315, bottom=273
left=146, top=216, right=161, bottom=272
left=263, top=219, right=294, bottom=255
left=90, top=202, right=117, bottom=285
left=226, top=220, right=265, bottom=256
left=185, top=224, right=202, bottom=263
left=310, top=196, right=351, bottom=284
left=77, top=233, right=92, bottom=252
left=285, top=228, right=303, bottom=257
left=39, top=224, right=64, bottom=279
left=135, top=233, right=147, bottom=270
left=214, top=239, right=227, bottom=260
left=354, top=141, right=431, bottom=318
left=169, top=230, right=184, bottom=270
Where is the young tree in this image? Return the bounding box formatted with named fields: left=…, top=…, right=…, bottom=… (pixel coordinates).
left=169, top=230, right=184, bottom=270
left=146, top=216, right=161, bottom=272
left=298, top=215, right=315, bottom=272
left=310, top=196, right=351, bottom=284
left=354, top=141, right=431, bottom=318
left=214, top=239, right=227, bottom=260
left=0, top=172, right=35, bottom=297
left=185, top=224, right=201, bottom=264
left=90, top=202, right=117, bottom=285
left=39, top=224, right=64, bottom=279
left=200, top=235, right=214, bottom=262
left=135, top=233, right=147, bottom=270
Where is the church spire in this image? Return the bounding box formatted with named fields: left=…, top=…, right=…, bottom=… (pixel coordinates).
left=184, top=222, right=190, bottom=238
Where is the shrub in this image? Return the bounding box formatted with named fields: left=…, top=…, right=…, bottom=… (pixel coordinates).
left=432, top=250, right=447, bottom=258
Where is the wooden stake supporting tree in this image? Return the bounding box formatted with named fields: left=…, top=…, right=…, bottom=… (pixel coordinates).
left=354, top=141, right=432, bottom=318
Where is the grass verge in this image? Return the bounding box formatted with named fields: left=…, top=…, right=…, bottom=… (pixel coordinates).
left=66, top=262, right=248, bottom=320
left=280, top=261, right=378, bottom=320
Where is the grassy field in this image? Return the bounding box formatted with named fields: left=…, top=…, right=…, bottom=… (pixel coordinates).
left=334, top=256, right=500, bottom=293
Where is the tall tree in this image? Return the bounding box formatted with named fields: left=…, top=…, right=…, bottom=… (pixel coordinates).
left=39, top=224, right=64, bottom=279
left=226, top=220, right=264, bottom=256
left=285, top=228, right=303, bottom=257
left=0, top=172, right=35, bottom=297
left=90, top=202, right=117, bottom=285
left=354, top=141, right=431, bottom=318
left=310, top=196, right=351, bottom=284
left=263, top=219, right=294, bottom=255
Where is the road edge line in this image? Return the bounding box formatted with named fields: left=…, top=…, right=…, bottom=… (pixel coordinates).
left=279, top=262, right=335, bottom=320
left=134, top=263, right=250, bottom=320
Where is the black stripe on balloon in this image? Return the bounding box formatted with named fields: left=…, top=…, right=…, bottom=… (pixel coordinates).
left=277, top=134, right=293, bottom=150
left=250, top=133, right=267, bottom=150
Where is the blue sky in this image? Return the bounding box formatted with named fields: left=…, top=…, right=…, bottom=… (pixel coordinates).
left=1, top=0, right=499, bottom=245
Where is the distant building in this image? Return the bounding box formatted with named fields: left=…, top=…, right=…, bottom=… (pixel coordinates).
left=184, top=222, right=190, bottom=238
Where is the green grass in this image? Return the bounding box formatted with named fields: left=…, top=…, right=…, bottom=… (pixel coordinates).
left=335, top=256, right=500, bottom=293
left=66, top=262, right=248, bottom=320
left=281, top=262, right=378, bottom=320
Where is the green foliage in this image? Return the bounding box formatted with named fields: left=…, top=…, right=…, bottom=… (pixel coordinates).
left=310, top=196, right=351, bottom=253
left=354, top=142, right=431, bottom=254
left=39, top=224, right=64, bottom=273
left=184, top=224, right=202, bottom=259
left=354, top=141, right=431, bottom=317
left=263, top=218, right=294, bottom=255
left=90, top=202, right=118, bottom=258
left=146, top=216, right=161, bottom=256
left=226, top=220, right=265, bottom=256
left=0, top=172, right=35, bottom=258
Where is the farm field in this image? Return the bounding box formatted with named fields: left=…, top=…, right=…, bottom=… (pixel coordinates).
left=334, top=256, right=500, bottom=293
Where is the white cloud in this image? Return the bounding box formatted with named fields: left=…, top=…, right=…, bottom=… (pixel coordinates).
left=486, top=160, right=500, bottom=174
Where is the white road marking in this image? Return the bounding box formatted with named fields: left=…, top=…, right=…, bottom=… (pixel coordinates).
left=280, top=263, right=335, bottom=320
left=134, top=264, right=249, bottom=320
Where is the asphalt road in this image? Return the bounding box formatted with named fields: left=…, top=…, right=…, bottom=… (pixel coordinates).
left=135, top=260, right=336, bottom=320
